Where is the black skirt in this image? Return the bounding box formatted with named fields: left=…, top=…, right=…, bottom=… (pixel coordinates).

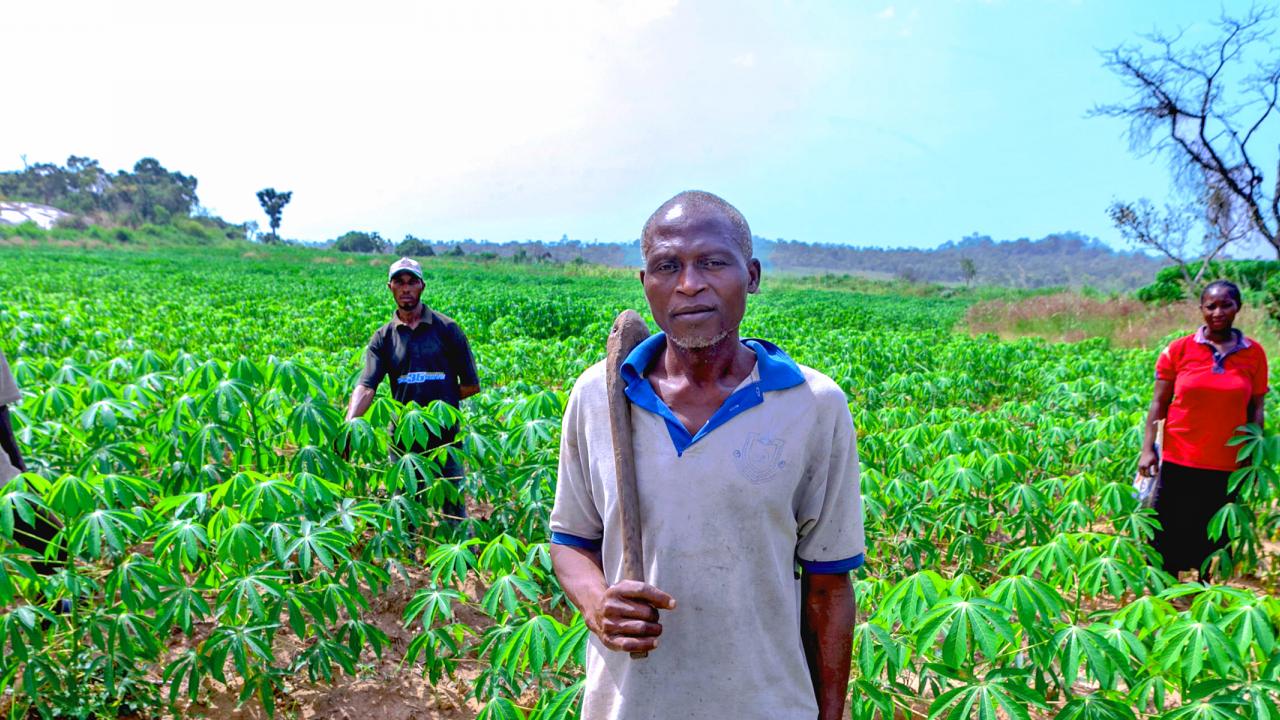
left=1150, top=459, right=1234, bottom=578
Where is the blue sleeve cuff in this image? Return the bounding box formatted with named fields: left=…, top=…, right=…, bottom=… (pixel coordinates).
left=551, top=532, right=602, bottom=551
left=799, top=553, right=865, bottom=574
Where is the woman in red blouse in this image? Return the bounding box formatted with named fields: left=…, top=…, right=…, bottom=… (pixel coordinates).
left=1138, top=280, right=1269, bottom=580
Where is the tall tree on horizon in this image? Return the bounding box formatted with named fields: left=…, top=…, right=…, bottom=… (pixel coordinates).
left=256, top=188, right=292, bottom=243
left=959, top=257, right=977, bottom=287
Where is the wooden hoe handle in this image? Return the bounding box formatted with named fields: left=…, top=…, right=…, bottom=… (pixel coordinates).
left=605, top=309, right=651, bottom=659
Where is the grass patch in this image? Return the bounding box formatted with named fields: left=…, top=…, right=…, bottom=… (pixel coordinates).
left=965, top=292, right=1280, bottom=350
left=769, top=271, right=1060, bottom=301
left=0, top=218, right=246, bottom=249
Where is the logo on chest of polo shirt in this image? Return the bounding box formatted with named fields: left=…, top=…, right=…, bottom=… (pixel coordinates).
left=399, top=371, right=447, bottom=385
left=733, top=432, right=787, bottom=484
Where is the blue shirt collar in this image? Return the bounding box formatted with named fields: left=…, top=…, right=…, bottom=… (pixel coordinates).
left=620, top=333, right=805, bottom=391
left=618, top=333, right=805, bottom=455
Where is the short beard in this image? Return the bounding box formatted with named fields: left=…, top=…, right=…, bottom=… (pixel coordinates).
left=668, top=329, right=730, bottom=350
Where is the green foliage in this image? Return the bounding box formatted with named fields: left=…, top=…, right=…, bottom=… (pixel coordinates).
left=1, top=217, right=246, bottom=248
left=1137, top=278, right=1187, bottom=304
left=0, top=244, right=1276, bottom=718
left=0, top=155, right=198, bottom=225
left=1267, top=275, right=1280, bottom=325
left=332, top=230, right=390, bottom=254
left=397, top=235, right=435, bottom=257
left=255, top=188, right=292, bottom=243
left=1138, top=260, right=1280, bottom=305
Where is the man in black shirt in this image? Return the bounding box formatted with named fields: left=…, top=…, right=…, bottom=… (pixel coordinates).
left=345, top=257, right=480, bottom=522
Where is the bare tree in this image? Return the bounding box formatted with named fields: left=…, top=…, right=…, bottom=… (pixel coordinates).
left=1108, top=198, right=1231, bottom=293
left=1093, top=7, right=1280, bottom=258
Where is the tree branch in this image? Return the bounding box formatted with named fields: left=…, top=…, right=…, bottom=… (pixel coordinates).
left=1194, top=233, right=1236, bottom=285
left=1273, top=156, right=1280, bottom=230
left=1096, top=7, right=1280, bottom=251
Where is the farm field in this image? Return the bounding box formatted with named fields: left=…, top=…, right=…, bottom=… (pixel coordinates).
left=0, top=245, right=1278, bottom=720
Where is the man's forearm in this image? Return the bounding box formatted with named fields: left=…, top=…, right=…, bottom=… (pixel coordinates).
left=801, top=572, right=856, bottom=720
left=345, top=385, right=376, bottom=421
left=550, top=544, right=608, bottom=624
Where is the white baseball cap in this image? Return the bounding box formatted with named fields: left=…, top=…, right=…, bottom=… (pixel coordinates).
left=388, top=257, right=424, bottom=281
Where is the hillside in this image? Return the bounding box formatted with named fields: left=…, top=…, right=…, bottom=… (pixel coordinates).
left=3, top=222, right=1165, bottom=292
left=759, top=232, right=1166, bottom=291
left=428, top=232, right=1167, bottom=291
left=0, top=155, right=249, bottom=247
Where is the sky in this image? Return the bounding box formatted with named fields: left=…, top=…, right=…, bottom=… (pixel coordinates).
left=3, top=0, right=1272, bottom=249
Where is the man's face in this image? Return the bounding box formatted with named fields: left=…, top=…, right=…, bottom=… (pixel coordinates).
left=388, top=272, right=424, bottom=311
left=640, top=206, right=760, bottom=350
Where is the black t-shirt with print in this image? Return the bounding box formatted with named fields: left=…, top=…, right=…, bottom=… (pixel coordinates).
left=358, top=306, right=479, bottom=447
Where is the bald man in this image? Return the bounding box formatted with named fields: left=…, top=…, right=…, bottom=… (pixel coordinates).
left=550, top=191, right=865, bottom=719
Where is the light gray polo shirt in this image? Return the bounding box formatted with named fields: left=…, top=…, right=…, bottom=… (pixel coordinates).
left=550, top=335, right=865, bottom=720
left=0, top=351, right=19, bottom=408
left=0, top=350, right=22, bottom=484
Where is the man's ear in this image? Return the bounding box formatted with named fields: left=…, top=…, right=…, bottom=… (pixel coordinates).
left=747, top=258, right=762, bottom=295
left=638, top=269, right=646, bottom=284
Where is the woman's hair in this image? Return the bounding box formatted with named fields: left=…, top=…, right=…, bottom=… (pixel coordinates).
left=1200, top=279, right=1242, bottom=305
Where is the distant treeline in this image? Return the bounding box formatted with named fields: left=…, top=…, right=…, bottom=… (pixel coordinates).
left=0, top=155, right=246, bottom=242
left=761, top=233, right=1168, bottom=291
left=417, top=232, right=1168, bottom=291
left=2, top=157, right=1169, bottom=291
left=418, top=236, right=639, bottom=267
left=0, top=156, right=199, bottom=225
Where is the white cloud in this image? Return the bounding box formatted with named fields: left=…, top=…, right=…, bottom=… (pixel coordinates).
left=619, top=0, right=680, bottom=26
left=877, top=6, right=896, bottom=20
left=2, top=1, right=695, bottom=236
left=0, top=0, right=852, bottom=242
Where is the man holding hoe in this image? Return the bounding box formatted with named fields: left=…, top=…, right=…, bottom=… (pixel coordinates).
left=550, top=191, right=865, bottom=719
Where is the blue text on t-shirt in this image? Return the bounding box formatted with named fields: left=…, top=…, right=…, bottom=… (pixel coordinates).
left=399, top=371, right=447, bottom=385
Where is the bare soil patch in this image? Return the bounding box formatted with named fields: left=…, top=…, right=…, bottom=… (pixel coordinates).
left=167, top=568, right=485, bottom=720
